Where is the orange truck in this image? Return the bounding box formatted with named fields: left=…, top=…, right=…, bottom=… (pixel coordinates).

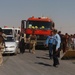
left=21, top=16, right=55, bottom=49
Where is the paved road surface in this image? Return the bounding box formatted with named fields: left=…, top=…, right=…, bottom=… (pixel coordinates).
left=0, top=50, right=75, bottom=75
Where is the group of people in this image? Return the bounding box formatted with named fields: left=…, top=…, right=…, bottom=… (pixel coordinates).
left=18, top=30, right=37, bottom=54
left=16, top=23, right=61, bottom=67
left=0, top=27, right=37, bottom=66
left=60, top=33, right=75, bottom=53
left=1, top=25, right=75, bottom=68
left=17, top=28, right=61, bottom=67
left=0, top=26, right=63, bottom=68
left=45, top=29, right=75, bottom=67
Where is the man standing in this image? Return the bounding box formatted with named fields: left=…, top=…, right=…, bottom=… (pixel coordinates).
left=19, top=33, right=25, bottom=54
left=58, top=31, right=62, bottom=57
left=52, top=29, right=61, bottom=67
left=0, top=27, right=5, bottom=66
left=29, top=30, right=37, bottom=54
left=45, top=32, right=54, bottom=59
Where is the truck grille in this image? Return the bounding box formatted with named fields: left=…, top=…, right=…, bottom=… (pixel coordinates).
left=37, top=35, right=47, bottom=40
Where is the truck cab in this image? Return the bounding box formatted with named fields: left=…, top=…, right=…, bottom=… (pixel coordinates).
left=21, top=16, right=55, bottom=49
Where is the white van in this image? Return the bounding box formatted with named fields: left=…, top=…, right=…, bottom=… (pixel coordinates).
left=2, top=28, right=16, bottom=37
left=2, top=27, right=21, bottom=40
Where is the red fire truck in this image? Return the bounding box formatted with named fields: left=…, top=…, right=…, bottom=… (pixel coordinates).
left=21, top=16, right=55, bottom=48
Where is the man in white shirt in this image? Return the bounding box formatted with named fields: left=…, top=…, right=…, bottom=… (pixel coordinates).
left=52, top=29, right=61, bottom=67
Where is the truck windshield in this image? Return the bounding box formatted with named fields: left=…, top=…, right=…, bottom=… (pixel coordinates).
left=26, top=21, right=52, bottom=30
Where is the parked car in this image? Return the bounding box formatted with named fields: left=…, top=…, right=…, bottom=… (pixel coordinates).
left=3, top=35, right=19, bottom=55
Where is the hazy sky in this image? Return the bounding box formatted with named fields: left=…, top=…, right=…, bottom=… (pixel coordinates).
left=0, top=0, right=75, bottom=34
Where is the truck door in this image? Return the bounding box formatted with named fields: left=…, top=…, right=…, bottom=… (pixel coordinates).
left=21, top=20, right=26, bottom=33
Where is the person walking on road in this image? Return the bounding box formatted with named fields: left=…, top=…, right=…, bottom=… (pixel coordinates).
left=52, top=29, right=61, bottom=67
left=45, top=32, right=54, bottom=59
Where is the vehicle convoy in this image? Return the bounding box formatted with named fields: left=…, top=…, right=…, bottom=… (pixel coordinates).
left=21, top=16, right=55, bottom=48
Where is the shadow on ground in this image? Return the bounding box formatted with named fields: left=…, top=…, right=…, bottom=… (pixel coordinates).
left=36, top=56, right=50, bottom=60
left=35, top=62, right=52, bottom=67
